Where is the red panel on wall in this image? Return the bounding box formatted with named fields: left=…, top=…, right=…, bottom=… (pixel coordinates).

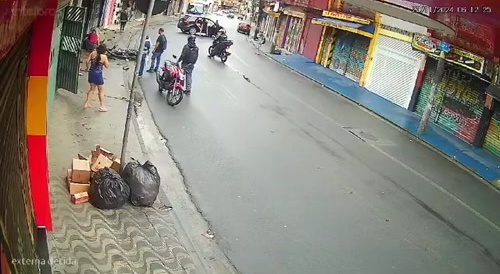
left=29, top=0, right=58, bottom=76
left=302, top=17, right=324, bottom=60
left=432, top=13, right=496, bottom=58
left=310, top=0, right=329, bottom=10
left=27, top=135, right=53, bottom=231
left=1, top=244, right=12, bottom=274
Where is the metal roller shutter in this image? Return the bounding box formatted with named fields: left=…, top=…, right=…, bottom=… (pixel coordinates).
left=365, top=36, right=423, bottom=109
left=330, top=31, right=370, bottom=82
left=330, top=31, right=354, bottom=75
left=415, top=59, right=487, bottom=144
left=483, top=107, right=500, bottom=157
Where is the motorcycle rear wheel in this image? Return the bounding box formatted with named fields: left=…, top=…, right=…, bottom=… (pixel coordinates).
left=166, top=88, right=184, bottom=106
left=220, top=52, right=228, bottom=63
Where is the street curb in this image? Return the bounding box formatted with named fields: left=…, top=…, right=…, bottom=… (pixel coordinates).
left=131, top=82, right=240, bottom=274
left=253, top=43, right=500, bottom=191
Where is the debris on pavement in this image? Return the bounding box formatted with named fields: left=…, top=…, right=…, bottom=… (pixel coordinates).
left=66, top=145, right=127, bottom=205
left=203, top=229, right=215, bottom=239
left=158, top=205, right=173, bottom=211
left=90, top=167, right=130, bottom=209
left=71, top=192, right=89, bottom=204
left=121, top=159, right=161, bottom=207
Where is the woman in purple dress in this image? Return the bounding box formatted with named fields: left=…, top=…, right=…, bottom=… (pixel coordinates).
left=84, top=44, right=110, bottom=111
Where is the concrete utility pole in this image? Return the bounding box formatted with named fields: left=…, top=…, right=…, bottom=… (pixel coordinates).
left=120, top=0, right=156, bottom=170
left=417, top=50, right=446, bottom=134
left=253, top=0, right=264, bottom=40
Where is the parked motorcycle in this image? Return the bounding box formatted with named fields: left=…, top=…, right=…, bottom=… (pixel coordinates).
left=156, top=55, right=185, bottom=106
left=208, top=40, right=233, bottom=63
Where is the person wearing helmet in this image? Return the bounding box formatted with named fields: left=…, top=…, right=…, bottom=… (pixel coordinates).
left=209, top=28, right=228, bottom=58
left=177, top=35, right=199, bottom=95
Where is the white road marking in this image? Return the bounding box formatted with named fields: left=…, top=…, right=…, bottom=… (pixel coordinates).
left=279, top=87, right=500, bottom=233
left=222, top=86, right=238, bottom=104
left=231, top=52, right=249, bottom=67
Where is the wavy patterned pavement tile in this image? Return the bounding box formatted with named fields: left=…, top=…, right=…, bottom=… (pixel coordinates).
left=49, top=173, right=196, bottom=273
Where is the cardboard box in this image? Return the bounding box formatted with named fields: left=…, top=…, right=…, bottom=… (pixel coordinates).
left=93, top=145, right=115, bottom=159
left=67, top=169, right=90, bottom=195
left=91, top=154, right=113, bottom=172
left=72, top=159, right=91, bottom=183
left=71, top=192, right=89, bottom=204
left=110, top=158, right=121, bottom=172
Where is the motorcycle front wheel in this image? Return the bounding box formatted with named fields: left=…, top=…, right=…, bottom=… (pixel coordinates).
left=166, top=88, right=184, bottom=106
left=208, top=46, right=214, bottom=56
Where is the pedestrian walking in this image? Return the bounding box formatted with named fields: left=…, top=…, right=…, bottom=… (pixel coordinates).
left=118, top=9, right=128, bottom=32
left=84, top=44, right=110, bottom=112
left=138, top=36, right=152, bottom=78
left=147, top=28, right=167, bottom=73
left=177, top=35, right=199, bottom=95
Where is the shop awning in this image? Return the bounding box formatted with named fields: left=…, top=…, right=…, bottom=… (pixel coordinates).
left=312, top=17, right=375, bottom=38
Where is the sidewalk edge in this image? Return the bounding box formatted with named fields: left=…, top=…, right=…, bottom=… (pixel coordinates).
left=258, top=48, right=500, bottom=191
left=131, top=85, right=240, bottom=274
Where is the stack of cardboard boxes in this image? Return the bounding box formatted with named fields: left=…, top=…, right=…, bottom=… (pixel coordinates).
left=67, top=145, right=121, bottom=204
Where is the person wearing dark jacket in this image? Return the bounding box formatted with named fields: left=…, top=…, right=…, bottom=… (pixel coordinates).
left=209, top=29, right=228, bottom=57
left=118, top=9, right=128, bottom=32
left=178, top=35, right=199, bottom=95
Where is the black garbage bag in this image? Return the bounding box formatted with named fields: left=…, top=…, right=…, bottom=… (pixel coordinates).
left=121, top=160, right=161, bottom=207
left=90, top=167, right=130, bottom=209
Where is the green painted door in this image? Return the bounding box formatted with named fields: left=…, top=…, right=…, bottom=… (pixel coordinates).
left=48, top=7, right=65, bottom=112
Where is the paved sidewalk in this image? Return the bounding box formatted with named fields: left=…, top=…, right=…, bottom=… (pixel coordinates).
left=260, top=50, right=500, bottom=187
left=48, top=61, right=198, bottom=273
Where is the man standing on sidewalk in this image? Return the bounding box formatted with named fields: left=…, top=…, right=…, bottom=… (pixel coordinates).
left=147, top=28, right=167, bottom=73
left=138, top=35, right=152, bottom=78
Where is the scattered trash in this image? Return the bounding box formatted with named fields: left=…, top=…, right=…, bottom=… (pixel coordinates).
left=203, top=229, right=215, bottom=239
left=90, top=167, right=131, bottom=210
left=158, top=205, right=173, bottom=211
left=385, top=219, right=390, bottom=222
left=121, top=159, right=161, bottom=207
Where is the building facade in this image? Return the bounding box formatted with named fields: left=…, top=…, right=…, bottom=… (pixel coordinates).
left=0, top=0, right=87, bottom=273
left=259, top=0, right=500, bottom=160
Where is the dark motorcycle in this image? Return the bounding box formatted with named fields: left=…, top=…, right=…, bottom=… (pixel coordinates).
left=208, top=40, right=233, bottom=63
left=155, top=55, right=185, bottom=106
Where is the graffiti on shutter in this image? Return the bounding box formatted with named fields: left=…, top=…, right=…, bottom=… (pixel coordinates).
left=330, top=31, right=369, bottom=82
left=365, top=36, right=423, bottom=108
left=344, top=35, right=370, bottom=82
left=415, top=59, right=487, bottom=143
left=483, top=107, right=500, bottom=157
left=330, top=31, right=354, bottom=74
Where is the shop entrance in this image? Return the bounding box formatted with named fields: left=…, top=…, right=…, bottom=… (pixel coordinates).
left=330, top=30, right=370, bottom=82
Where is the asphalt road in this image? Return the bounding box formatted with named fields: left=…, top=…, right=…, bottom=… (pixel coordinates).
left=139, top=16, right=500, bottom=274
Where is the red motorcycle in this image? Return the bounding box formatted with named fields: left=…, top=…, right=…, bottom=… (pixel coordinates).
left=156, top=55, right=185, bottom=106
